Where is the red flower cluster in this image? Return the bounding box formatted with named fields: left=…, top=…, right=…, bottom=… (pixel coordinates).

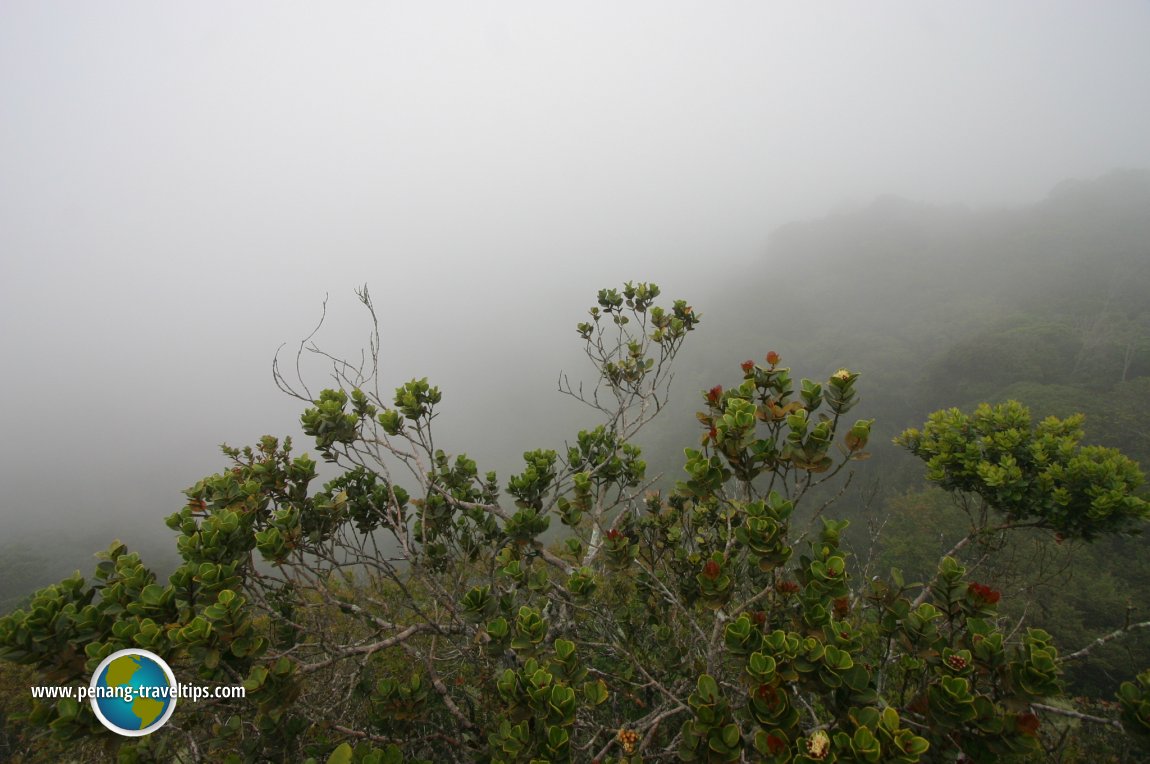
left=741, top=359, right=755, bottom=374
left=766, top=351, right=780, bottom=366
left=777, top=580, right=800, bottom=594
left=967, top=582, right=1001, bottom=605
left=702, top=560, right=722, bottom=580
left=606, top=529, right=623, bottom=542
left=706, top=385, right=723, bottom=405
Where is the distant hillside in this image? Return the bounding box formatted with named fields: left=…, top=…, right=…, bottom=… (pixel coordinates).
left=696, top=169, right=1150, bottom=442
left=636, top=169, right=1150, bottom=527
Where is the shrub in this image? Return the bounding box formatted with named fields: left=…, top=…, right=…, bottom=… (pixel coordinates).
left=2, top=283, right=1147, bottom=763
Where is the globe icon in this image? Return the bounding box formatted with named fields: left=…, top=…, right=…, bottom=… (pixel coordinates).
left=89, top=649, right=177, bottom=736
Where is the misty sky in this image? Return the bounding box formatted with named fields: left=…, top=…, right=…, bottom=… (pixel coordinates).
left=2, top=2, right=1149, bottom=543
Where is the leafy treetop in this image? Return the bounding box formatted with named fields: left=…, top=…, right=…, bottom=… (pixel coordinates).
left=896, top=401, right=1150, bottom=540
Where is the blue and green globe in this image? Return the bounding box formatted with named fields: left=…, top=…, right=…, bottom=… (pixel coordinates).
left=89, top=649, right=177, bottom=735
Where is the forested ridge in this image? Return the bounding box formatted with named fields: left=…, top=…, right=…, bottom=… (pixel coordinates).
left=2, top=171, right=1150, bottom=761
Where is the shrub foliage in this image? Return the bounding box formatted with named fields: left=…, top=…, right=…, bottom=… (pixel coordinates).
left=1, top=283, right=1149, bottom=763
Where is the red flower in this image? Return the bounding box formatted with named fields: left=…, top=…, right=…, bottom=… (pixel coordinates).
left=741, top=359, right=755, bottom=374
left=752, top=610, right=767, bottom=625
left=967, top=582, right=1001, bottom=605
left=833, top=596, right=850, bottom=617
left=777, top=580, right=800, bottom=594
left=766, top=351, right=780, bottom=366
left=706, top=385, right=723, bottom=405
left=606, top=529, right=623, bottom=542
left=702, top=560, right=721, bottom=580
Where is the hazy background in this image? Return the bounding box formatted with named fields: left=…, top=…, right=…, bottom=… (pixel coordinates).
left=2, top=2, right=1149, bottom=560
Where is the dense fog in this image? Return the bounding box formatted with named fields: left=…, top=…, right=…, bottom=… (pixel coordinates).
left=2, top=2, right=1149, bottom=597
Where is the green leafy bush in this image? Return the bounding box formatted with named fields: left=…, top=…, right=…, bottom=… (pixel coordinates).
left=1, top=283, right=1147, bottom=763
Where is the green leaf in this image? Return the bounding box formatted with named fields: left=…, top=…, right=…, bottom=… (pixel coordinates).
left=326, top=743, right=354, bottom=764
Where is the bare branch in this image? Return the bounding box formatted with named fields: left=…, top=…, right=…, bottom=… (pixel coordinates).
left=1059, top=620, right=1150, bottom=664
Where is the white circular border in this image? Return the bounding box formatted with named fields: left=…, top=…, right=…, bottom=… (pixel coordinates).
left=88, top=648, right=178, bottom=737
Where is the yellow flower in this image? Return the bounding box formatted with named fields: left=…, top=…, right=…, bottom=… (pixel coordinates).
left=617, top=728, right=640, bottom=754
left=806, top=729, right=830, bottom=759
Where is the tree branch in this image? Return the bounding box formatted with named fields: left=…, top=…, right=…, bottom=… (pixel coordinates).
left=1031, top=702, right=1122, bottom=728
left=1058, top=620, right=1150, bottom=664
